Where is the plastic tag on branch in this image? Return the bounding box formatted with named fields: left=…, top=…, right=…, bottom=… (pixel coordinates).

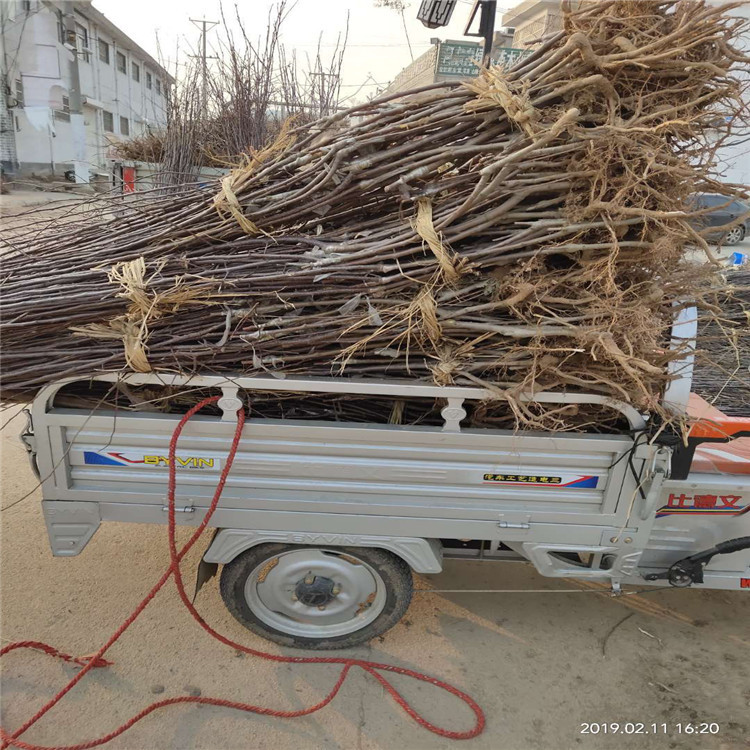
left=337, top=294, right=362, bottom=316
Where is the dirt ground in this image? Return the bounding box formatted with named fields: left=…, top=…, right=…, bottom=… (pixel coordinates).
left=1, top=406, right=749, bottom=750
left=0, top=187, right=94, bottom=220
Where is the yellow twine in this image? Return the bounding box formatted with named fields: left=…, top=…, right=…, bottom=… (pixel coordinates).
left=213, top=118, right=297, bottom=236
left=72, top=257, right=208, bottom=373
left=413, top=198, right=461, bottom=284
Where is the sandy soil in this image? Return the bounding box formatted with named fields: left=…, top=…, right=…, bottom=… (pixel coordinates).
left=1, top=405, right=748, bottom=750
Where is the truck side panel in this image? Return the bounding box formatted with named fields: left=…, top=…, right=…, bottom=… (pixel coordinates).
left=41, top=410, right=637, bottom=527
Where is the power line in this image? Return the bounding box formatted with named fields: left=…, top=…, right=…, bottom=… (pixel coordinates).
left=292, top=42, right=433, bottom=48
left=337, top=74, right=383, bottom=105
left=339, top=80, right=387, bottom=87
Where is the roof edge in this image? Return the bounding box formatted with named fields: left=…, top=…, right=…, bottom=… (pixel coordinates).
left=85, top=0, right=174, bottom=83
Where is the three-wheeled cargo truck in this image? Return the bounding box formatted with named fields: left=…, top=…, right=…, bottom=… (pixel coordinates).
left=19, top=307, right=750, bottom=649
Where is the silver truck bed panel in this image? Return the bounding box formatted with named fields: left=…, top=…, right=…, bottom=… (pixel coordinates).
left=52, top=413, right=632, bottom=520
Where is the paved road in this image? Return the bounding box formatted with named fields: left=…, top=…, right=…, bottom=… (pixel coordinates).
left=1, top=408, right=749, bottom=750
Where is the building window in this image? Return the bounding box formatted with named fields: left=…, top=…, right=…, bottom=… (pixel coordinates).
left=15, top=79, right=24, bottom=108
left=75, top=23, right=90, bottom=62
left=99, top=39, right=110, bottom=64
left=120, top=116, right=130, bottom=136
left=132, top=62, right=140, bottom=82
left=54, top=95, right=70, bottom=122
left=56, top=9, right=64, bottom=43
left=145, top=71, right=152, bottom=89
left=21, top=1, right=32, bottom=11
left=155, top=78, right=161, bottom=95
left=103, top=110, right=114, bottom=132
left=116, top=51, right=126, bottom=74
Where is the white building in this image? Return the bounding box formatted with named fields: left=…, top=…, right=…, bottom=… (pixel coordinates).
left=1, top=0, right=172, bottom=179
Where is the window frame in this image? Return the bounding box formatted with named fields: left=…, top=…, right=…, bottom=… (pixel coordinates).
left=132, top=62, right=140, bottom=82
left=54, top=95, right=70, bottom=122
left=75, top=23, right=90, bottom=62
left=15, top=78, right=24, bottom=108
left=56, top=9, right=64, bottom=44
left=99, top=39, right=110, bottom=64
left=116, top=51, right=127, bottom=74
left=155, top=78, right=161, bottom=95
left=102, top=110, right=114, bottom=132
left=145, top=71, right=152, bottom=90
left=119, top=116, right=130, bottom=136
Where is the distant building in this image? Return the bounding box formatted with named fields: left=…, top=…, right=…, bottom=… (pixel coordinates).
left=382, top=35, right=529, bottom=97
left=502, top=0, right=563, bottom=49
left=384, top=45, right=440, bottom=96
left=0, top=0, right=173, bottom=179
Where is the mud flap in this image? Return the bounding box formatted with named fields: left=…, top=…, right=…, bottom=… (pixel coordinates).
left=193, top=558, right=219, bottom=602
left=193, top=529, right=221, bottom=602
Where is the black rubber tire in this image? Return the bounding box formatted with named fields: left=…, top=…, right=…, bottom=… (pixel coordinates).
left=219, top=544, right=413, bottom=650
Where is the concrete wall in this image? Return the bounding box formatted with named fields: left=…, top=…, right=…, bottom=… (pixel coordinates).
left=1, top=0, right=169, bottom=177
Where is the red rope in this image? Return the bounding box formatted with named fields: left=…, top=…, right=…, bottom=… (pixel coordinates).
left=0, top=397, right=485, bottom=748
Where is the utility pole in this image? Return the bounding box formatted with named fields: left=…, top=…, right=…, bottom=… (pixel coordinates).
left=62, top=0, right=88, bottom=184
left=189, top=18, right=219, bottom=113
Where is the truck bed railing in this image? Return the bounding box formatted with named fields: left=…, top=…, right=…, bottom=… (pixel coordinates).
left=34, top=372, right=648, bottom=432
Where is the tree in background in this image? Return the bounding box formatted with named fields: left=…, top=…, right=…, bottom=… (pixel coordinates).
left=114, top=2, right=348, bottom=182
left=375, top=0, right=414, bottom=61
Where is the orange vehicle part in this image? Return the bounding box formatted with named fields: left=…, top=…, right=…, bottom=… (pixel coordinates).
left=689, top=417, right=750, bottom=440
left=687, top=394, right=750, bottom=475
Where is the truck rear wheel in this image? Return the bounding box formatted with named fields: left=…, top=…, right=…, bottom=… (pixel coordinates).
left=219, top=544, right=413, bottom=649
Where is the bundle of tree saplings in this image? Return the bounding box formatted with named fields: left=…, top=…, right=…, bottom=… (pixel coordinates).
left=693, top=270, right=750, bottom=417
left=2, top=0, right=748, bottom=430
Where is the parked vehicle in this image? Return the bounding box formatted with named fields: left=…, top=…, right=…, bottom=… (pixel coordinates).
left=20, top=309, right=750, bottom=649
left=690, top=193, right=750, bottom=245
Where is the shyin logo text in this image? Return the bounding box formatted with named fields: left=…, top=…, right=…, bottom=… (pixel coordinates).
left=83, top=451, right=219, bottom=470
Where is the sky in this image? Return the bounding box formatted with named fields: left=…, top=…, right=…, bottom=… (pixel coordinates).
left=92, top=0, right=515, bottom=104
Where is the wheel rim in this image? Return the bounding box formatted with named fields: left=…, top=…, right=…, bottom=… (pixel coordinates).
left=726, top=226, right=743, bottom=244
left=245, top=549, right=387, bottom=638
